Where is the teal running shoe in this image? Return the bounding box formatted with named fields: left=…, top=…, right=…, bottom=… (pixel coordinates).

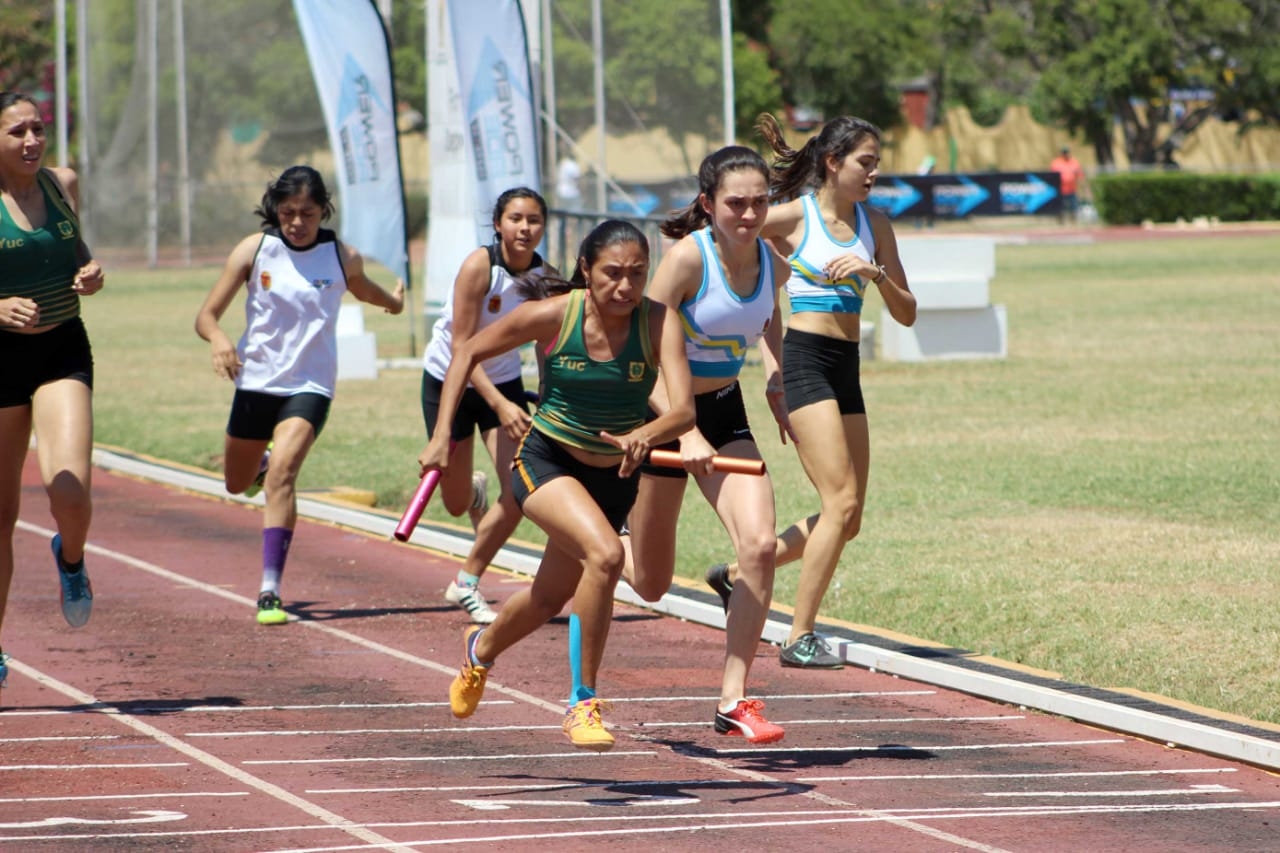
left=52, top=535, right=93, bottom=628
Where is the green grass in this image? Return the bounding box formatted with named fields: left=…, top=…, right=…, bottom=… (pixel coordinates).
left=84, top=233, right=1280, bottom=723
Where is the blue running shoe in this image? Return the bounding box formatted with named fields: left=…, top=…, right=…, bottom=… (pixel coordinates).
left=0, top=650, right=9, bottom=689
left=52, top=534, right=93, bottom=628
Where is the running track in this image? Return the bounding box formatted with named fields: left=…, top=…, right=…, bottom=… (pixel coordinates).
left=2, top=451, right=1279, bottom=852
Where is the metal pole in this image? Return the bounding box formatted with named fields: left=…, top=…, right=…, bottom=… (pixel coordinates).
left=75, top=0, right=91, bottom=240
left=174, top=0, right=191, bottom=266
left=541, top=0, right=557, bottom=185
left=146, top=0, right=158, bottom=267
left=55, top=0, right=68, bottom=166
left=719, top=0, right=734, bottom=146
left=591, top=0, right=606, bottom=212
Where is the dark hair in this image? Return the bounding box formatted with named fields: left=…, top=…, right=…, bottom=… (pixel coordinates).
left=517, top=219, right=648, bottom=300
left=254, top=165, right=334, bottom=229
left=0, top=91, right=39, bottom=116
left=660, top=145, right=770, bottom=240
left=492, top=186, right=548, bottom=232
left=756, top=112, right=881, bottom=202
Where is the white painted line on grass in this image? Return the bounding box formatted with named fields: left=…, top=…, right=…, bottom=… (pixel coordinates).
left=3, top=658, right=419, bottom=853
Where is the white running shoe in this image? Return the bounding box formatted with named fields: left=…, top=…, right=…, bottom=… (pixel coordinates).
left=445, top=580, right=498, bottom=624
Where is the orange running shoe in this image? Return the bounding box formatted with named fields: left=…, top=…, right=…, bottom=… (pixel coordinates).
left=714, top=698, right=785, bottom=744
left=562, top=697, right=614, bottom=751
left=449, top=626, right=490, bottom=718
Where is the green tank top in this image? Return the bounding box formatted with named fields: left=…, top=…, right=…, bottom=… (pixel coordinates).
left=531, top=288, right=658, bottom=455
left=0, top=170, right=82, bottom=327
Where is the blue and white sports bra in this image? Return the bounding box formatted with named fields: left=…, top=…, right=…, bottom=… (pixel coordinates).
left=784, top=193, right=877, bottom=315
left=679, top=228, right=775, bottom=379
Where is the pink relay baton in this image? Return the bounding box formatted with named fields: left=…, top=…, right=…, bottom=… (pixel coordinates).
left=394, top=469, right=442, bottom=542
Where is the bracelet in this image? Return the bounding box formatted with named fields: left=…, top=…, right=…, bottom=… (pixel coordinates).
left=872, top=264, right=888, bottom=285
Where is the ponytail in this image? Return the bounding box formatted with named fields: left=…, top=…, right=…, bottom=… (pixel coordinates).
left=756, top=112, right=881, bottom=202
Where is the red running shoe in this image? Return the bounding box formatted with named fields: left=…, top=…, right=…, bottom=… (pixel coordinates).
left=714, top=698, right=785, bottom=744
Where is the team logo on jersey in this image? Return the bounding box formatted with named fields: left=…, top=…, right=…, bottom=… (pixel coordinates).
left=761, top=317, right=771, bottom=335
left=57, top=221, right=75, bottom=239
left=311, top=278, right=336, bottom=289
left=487, top=294, right=502, bottom=313
left=555, top=355, right=586, bottom=372
left=260, top=271, right=272, bottom=290
left=628, top=362, right=648, bottom=382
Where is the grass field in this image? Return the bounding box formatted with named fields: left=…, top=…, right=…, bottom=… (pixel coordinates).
left=83, top=231, right=1280, bottom=723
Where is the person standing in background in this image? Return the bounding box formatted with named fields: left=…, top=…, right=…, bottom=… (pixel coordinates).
left=1050, top=146, right=1086, bottom=224
left=0, top=92, right=106, bottom=696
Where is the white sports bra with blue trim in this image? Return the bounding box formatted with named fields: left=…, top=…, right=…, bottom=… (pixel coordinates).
left=784, top=193, right=876, bottom=315
left=679, top=228, right=776, bottom=379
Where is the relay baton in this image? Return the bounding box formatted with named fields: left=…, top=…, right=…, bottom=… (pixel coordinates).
left=394, top=469, right=442, bottom=542
left=647, top=449, right=766, bottom=476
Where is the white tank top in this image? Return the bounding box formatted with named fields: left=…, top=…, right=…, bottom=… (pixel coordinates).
left=422, top=244, right=544, bottom=384
left=680, top=227, right=776, bottom=379
left=236, top=229, right=347, bottom=398
left=784, top=193, right=876, bottom=315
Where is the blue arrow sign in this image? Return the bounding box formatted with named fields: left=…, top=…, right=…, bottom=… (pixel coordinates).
left=934, top=175, right=989, bottom=216
left=999, top=173, right=1058, bottom=213
left=868, top=178, right=923, bottom=218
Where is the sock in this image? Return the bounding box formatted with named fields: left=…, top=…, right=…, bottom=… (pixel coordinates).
left=568, top=613, right=586, bottom=703
left=261, top=527, right=293, bottom=594
left=718, top=699, right=744, bottom=714
left=571, top=684, right=596, bottom=705
left=54, top=540, right=85, bottom=574
left=455, top=569, right=481, bottom=588
left=466, top=628, right=494, bottom=668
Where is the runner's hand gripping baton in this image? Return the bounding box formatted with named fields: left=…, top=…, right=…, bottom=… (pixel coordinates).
left=647, top=449, right=766, bottom=476
left=394, top=469, right=442, bottom=542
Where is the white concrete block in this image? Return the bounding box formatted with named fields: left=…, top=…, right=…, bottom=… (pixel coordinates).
left=908, top=276, right=990, bottom=309
left=880, top=304, right=1007, bottom=362
left=897, top=236, right=997, bottom=282
left=336, top=304, right=379, bottom=380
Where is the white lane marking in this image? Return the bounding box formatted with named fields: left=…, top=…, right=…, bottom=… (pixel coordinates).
left=2, top=701, right=509, bottom=716
left=452, top=796, right=700, bottom=810
left=0, top=792, right=250, bottom=804
left=984, top=784, right=1241, bottom=798
left=0, top=735, right=122, bottom=743
left=0, top=809, right=187, bottom=829
left=4, top=657, right=418, bottom=853
left=801, top=767, right=1240, bottom=782
left=306, top=778, right=774, bottom=795
left=0, top=763, right=187, bottom=771
left=713, top=738, right=1125, bottom=755
left=186, top=724, right=561, bottom=738
left=17, top=519, right=565, bottom=718
left=644, top=715, right=1022, bottom=729
left=608, top=690, right=937, bottom=702
left=243, top=750, right=656, bottom=765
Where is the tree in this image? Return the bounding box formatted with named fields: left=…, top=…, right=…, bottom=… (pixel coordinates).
left=0, top=2, right=53, bottom=92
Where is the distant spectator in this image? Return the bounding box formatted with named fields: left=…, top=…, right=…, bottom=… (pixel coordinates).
left=397, top=100, right=425, bottom=134
left=556, top=153, right=583, bottom=212
left=1050, top=146, right=1086, bottom=224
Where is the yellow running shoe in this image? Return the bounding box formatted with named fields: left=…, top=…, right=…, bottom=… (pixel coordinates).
left=256, top=591, right=288, bottom=625
left=562, top=697, right=614, bottom=752
left=449, top=626, right=489, bottom=718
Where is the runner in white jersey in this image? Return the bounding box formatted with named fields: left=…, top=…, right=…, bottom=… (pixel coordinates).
left=613, top=146, right=793, bottom=745
left=195, top=166, right=404, bottom=625
left=418, top=188, right=557, bottom=625
left=706, top=114, right=917, bottom=670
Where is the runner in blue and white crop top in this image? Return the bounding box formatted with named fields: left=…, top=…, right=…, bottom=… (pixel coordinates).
left=680, top=227, right=776, bottom=378
left=785, top=192, right=877, bottom=316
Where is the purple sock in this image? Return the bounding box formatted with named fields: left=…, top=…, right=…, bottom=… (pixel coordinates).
left=261, top=527, right=293, bottom=593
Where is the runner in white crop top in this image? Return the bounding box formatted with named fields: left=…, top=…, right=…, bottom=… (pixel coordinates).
left=784, top=192, right=876, bottom=316
left=680, top=227, right=776, bottom=378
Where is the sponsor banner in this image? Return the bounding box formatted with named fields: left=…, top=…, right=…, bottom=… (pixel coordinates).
left=293, top=0, right=409, bottom=283
left=868, top=172, right=1063, bottom=219
left=447, top=0, right=541, bottom=244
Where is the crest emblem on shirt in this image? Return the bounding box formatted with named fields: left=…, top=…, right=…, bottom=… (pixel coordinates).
left=311, top=278, right=335, bottom=289
left=628, top=362, right=647, bottom=382
left=487, top=294, right=502, bottom=313
left=57, top=221, right=75, bottom=239
left=260, top=271, right=272, bottom=290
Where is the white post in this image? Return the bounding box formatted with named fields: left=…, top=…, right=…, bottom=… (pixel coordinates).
left=75, top=0, right=91, bottom=239
left=146, top=0, right=159, bottom=267
left=719, top=0, right=734, bottom=146
left=591, top=0, right=606, bottom=212
left=55, top=0, right=68, bottom=166
left=173, top=0, right=191, bottom=266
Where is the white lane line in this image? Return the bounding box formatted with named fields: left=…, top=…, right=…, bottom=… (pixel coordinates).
left=243, top=750, right=657, bottom=766
left=608, top=690, right=937, bottom=702
left=2, top=701, right=507, bottom=716
left=306, top=778, right=780, bottom=795
left=800, top=767, right=1240, bottom=782
left=984, top=784, right=1241, bottom=798
left=712, top=738, right=1125, bottom=755
left=185, top=724, right=561, bottom=738
left=642, top=715, right=1022, bottom=729
left=17, top=518, right=564, bottom=718
left=452, top=796, right=700, bottom=810
left=0, top=735, right=122, bottom=743
left=0, top=763, right=188, bottom=771
left=0, top=792, right=250, bottom=804
left=4, top=658, right=419, bottom=853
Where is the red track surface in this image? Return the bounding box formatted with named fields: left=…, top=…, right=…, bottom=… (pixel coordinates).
left=3, top=458, right=1279, bottom=851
